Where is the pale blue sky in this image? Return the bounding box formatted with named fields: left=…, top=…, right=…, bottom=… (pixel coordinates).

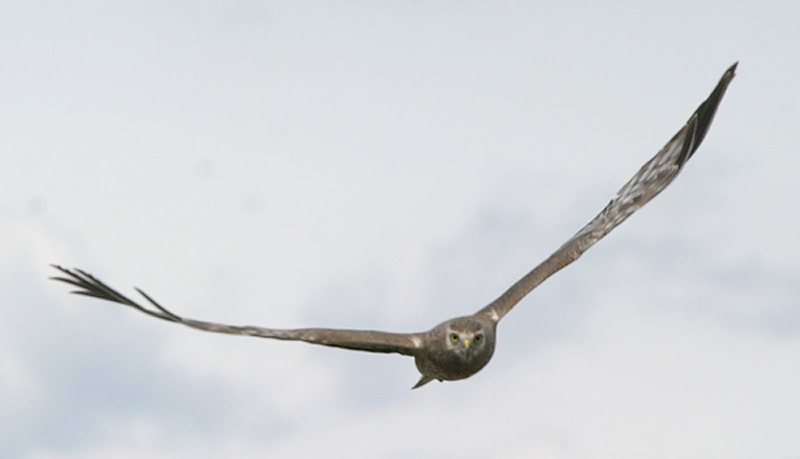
left=1, top=1, right=799, bottom=458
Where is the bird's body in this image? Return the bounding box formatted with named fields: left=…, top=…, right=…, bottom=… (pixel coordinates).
left=52, top=63, right=737, bottom=389
left=412, top=315, right=497, bottom=388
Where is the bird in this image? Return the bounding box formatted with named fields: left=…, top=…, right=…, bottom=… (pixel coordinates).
left=51, top=63, right=737, bottom=389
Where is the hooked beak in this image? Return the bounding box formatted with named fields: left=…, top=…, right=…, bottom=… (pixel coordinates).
left=462, top=338, right=472, bottom=359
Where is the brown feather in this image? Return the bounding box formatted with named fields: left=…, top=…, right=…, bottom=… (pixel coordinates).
left=477, top=63, right=736, bottom=323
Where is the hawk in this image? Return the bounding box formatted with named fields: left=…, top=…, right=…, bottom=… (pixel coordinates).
left=53, top=63, right=737, bottom=389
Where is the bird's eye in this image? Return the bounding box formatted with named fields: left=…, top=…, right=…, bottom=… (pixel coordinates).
left=474, top=334, right=483, bottom=343
left=449, top=333, right=459, bottom=343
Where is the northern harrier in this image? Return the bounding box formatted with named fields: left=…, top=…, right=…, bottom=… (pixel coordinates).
left=52, top=63, right=737, bottom=388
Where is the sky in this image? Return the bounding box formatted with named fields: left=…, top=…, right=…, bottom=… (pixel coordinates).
left=1, top=1, right=799, bottom=458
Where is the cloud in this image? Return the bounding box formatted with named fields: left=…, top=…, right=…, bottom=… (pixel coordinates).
left=2, top=1, right=800, bottom=458
left=0, top=219, right=285, bottom=457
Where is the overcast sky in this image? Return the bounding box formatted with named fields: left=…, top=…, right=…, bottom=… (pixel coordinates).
left=1, top=1, right=799, bottom=458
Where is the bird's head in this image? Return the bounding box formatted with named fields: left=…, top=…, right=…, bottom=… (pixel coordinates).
left=441, top=316, right=494, bottom=362
left=412, top=315, right=497, bottom=388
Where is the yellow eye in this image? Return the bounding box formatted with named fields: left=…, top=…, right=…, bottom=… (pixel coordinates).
left=449, top=333, right=459, bottom=343
left=474, top=334, right=483, bottom=343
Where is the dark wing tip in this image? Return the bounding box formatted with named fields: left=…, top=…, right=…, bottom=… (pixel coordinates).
left=49, top=264, right=182, bottom=323
left=681, top=62, right=738, bottom=163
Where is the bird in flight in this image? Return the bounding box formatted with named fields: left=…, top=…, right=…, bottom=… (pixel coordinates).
left=52, top=63, right=737, bottom=389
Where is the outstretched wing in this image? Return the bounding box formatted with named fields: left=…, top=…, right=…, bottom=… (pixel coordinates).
left=478, top=62, right=737, bottom=323
left=51, top=265, right=424, bottom=356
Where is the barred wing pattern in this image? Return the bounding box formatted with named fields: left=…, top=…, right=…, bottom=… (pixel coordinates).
left=478, top=62, right=737, bottom=323
left=51, top=266, right=424, bottom=356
